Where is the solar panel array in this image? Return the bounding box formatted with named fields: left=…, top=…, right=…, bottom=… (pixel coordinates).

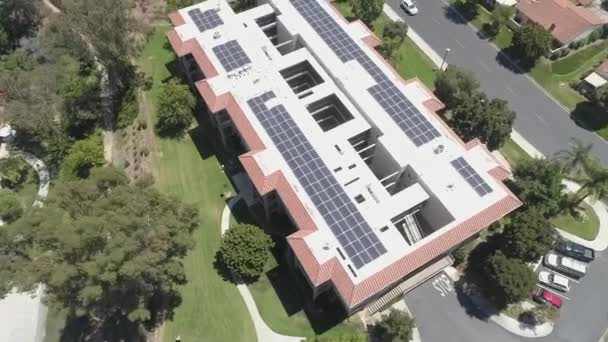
left=248, top=92, right=387, bottom=269
left=451, top=157, right=493, bottom=196
left=291, top=0, right=441, bottom=147
left=212, top=40, right=252, bottom=72
left=187, top=8, right=223, bottom=32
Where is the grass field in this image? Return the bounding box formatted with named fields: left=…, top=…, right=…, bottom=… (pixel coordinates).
left=552, top=202, right=600, bottom=241
left=498, top=138, right=532, bottom=167
left=333, top=2, right=438, bottom=89
left=469, top=5, right=513, bottom=50
left=139, top=26, right=255, bottom=342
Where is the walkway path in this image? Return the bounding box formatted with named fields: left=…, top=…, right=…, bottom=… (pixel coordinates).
left=11, top=151, right=50, bottom=208
left=221, top=197, right=303, bottom=342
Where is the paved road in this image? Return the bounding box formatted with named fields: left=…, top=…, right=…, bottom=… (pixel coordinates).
left=406, top=253, right=608, bottom=342
left=386, top=0, right=608, bottom=163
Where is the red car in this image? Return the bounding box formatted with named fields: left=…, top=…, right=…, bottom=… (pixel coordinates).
left=532, top=287, right=562, bottom=308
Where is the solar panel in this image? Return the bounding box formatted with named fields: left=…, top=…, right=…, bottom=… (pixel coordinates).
left=451, top=157, right=493, bottom=196
left=212, top=40, right=251, bottom=72
left=290, top=0, right=441, bottom=147
left=187, top=8, right=223, bottom=32
left=247, top=92, right=387, bottom=269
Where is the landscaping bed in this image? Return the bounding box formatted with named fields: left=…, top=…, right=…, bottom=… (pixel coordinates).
left=551, top=202, right=600, bottom=241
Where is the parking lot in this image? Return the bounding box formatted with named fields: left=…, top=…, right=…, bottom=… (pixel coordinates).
left=406, top=243, right=608, bottom=342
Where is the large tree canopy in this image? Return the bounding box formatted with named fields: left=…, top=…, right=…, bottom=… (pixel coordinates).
left=0, top=167, right=199, bottom=331
left=484, top=251, right=536, bottom=307
left=499, top=208, right=556, bottom=262
left=512, top=22, right=552, bottom=67
left=352, top=0, right=384, bottom=26
left=219, top=223, right=274, bottom=281
left=434, top=65, right=480, bottom=108
left=155, top=78, right=196, bottom=137
left=510, top=158, right=565, bottom=217
left=448, top=94, right=515, bottom=150
left=0, top=0, right=40, bottom=54
left=374, top=309, right=415, bottom=342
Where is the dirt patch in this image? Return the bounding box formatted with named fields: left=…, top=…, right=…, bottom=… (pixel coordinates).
left=112, top=90, right=155, bottom=181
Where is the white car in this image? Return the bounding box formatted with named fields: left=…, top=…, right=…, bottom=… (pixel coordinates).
left=538, top=271, right=570, bottom=292
left=544, top=253, right=587, bottom=278
left=401, top=0, right=419, bottom=15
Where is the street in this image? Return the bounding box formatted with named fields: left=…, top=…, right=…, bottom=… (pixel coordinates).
left=385, top=0, right=608, bottom=163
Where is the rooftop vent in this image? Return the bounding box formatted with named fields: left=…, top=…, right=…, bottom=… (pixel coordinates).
left=434, top=145, right=445, bottom=154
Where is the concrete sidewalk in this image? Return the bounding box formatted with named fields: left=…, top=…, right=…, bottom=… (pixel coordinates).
left=221, top=197, right=303, bottom=342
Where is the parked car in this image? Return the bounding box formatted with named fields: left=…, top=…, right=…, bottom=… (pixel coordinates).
left=532, top=287, right=562, bottom=308
left=544, top=253, right=587, bottom=278
left=538, top=271, right=570, bottom=292
left=401, top=0, right=419, bottom=15
left=556, top=239, right=595, bottom=262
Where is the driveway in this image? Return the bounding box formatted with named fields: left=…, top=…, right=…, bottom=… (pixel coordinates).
left=406, top=255, right=608, bottom=342
left=386, top=0, right=608, bottom=163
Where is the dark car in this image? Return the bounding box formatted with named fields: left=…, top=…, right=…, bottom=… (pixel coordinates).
left=556, top=239, right=595, bottom=262
left=532, top=287, right=562, bottom=308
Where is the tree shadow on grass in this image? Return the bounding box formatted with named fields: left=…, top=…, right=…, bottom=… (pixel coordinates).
left=571, top=101, right=608, bottom=132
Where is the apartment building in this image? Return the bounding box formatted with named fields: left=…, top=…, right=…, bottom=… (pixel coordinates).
left=167, top=0, right=521, bottom=315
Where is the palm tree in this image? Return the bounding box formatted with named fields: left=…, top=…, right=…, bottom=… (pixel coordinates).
left=571, top=158, right=608, bottom=206
left=555, top=139, right=593, bottom=181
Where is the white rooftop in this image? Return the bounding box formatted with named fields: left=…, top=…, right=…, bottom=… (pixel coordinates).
left=174, top=0, right=510, bottom=282
left=585, top=72, right=607, bottom=88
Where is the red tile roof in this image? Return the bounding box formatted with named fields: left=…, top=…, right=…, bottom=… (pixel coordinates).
left=516, top=0, right=606, bottom=45
left=596, top=60, right=608, bottom=80
left=167, top=10, right=522, bottom=311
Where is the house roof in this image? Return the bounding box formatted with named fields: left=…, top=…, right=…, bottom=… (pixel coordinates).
left=585, top=72, right=608, bottom=88
left=516, top=0, right=606, bottom=44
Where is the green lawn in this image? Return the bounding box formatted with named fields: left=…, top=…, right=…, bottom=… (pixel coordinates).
left=469, top=5, right=513, bottom=50
left=499, top=138, right=532, bottom=167
left=551, top=202, right=600, bottom=241
left=552, top=42, right=608, bottom=75
left=247, top=255, right=365, bottom=339
left=138, top=26, right=255, bottom=342
left=332, top=2, right=438, bottom=89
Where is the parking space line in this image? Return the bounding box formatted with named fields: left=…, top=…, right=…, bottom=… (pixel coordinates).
left=537, top=284, right=571, bottom=300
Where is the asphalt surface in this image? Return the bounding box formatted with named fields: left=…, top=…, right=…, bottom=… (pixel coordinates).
left=406, top=249, right=608, bottom=342
left=386, top=0, right=608, bottom=163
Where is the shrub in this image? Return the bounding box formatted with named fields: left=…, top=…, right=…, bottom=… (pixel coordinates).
left=0, top=157, right=29, bottom=189
left=155, top=79, right=195, bottom=137
left=374, top=309, right=415, bottom=342
left=59, top=132, right=105, bottom=181
left=549, top=52, right=560, bottom=60
left=218, top=223, right=274, bottom=280
left=0, top=189, right=23, bottom=223
left=117, top=89, right=139, bottom=129
left=588, top=30, right=601, bottom=42
left=560, top=48, right=570, bottom=58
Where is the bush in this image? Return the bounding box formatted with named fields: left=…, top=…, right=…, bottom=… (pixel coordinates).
left=218, top=223, right=274, bottom=280
left=484, top=251, right=536, bottom=307
left=0, top=189, right=23, bottom=223
left=0, top=157, right=29, bottom=189
left=117, top=89, right=139, bottom=129
left=588, top=30, right=601, bottom=43
left=560, top=48, right=570, bottom=58
left=549, top=52, right=560, bottom=60
left=155, top=79, right=195, bottom=137
left=374, top=309, right=415, bottom=342
left=59, top=132, right=105, bottom=181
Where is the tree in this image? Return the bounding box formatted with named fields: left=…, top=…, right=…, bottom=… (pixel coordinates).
left=499, top=208, right=556, bottom=262
left=0, top=157, right=29, bottom=190
left=374, top=309, right=415, bottom=342
left=434, top=65, right=480, bottom=108
left=484, top=251, right=536, bottom=306
left=352, top=0, right=384, bottom=26
left=167, top=0, right=199, bottom=12
left=448, top=94, right=515, bottom=150
left=219, top=223, right=274, bottom=280
left=510, top=158, right=565, bottom=217
left=485, top=5, right=514, bottom=38
left=380, top=21, right=408, bottom=60
left=0, top=167, right=199, bottom=337
left=570, top=158, right=608, bottom=206
left=594, top=84, right=608, bottom=111
left=155, top=79, right=195, bottom=137
left=0, top=189, right=23, bottom=223
left=555, top=138, right=593, bottom=180
left=512, top=22, right=552, bottom=67
left=0, top=0, right=40, bottom=54
left=59, top=132, right=105, bottom=181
